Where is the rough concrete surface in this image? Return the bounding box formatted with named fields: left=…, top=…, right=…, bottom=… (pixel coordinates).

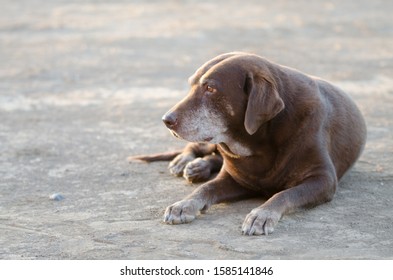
left=0, top=0, right=392, bottom=259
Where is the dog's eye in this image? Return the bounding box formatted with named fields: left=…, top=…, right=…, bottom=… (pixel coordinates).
left=206, top=85, right=216, bottom=93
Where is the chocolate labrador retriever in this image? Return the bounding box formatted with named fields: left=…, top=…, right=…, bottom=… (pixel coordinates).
left=130, top=52, right=367, bottom=235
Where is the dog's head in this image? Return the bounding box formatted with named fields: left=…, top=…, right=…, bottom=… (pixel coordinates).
left=162, top=53, right=285, bottom=156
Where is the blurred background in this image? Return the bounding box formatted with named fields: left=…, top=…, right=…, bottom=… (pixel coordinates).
left=1, top=0, right=392, bottom=259
left=2, top=0, right=392, bottom=92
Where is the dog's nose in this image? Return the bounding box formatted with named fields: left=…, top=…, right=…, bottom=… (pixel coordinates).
left=162, top=112, right=178, bottom=128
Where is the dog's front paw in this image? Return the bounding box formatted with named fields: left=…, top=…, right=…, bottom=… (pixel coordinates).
left=168, top=154, right=195, bottom=177
left=183, top=158, right=212, bottom=183
left=242, top=207, right=282, bottom=236
left=163, top=199, right=204, bottom=224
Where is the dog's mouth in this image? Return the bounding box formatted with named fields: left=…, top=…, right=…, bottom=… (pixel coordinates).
left=219, top=142, right=241, bottom=159
left=169, top=129, right=214, bottom=143
left=170, top=130, right=181, bottom=139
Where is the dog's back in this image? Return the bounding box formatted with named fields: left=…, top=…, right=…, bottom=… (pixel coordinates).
left=316, top=79, right=367, bottom=179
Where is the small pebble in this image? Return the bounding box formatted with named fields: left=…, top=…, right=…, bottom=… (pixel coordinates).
left=49, top=193, right=64, bottom=201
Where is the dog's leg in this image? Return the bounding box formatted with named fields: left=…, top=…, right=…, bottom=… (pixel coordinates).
left=128, top=143, right=222, bottom=181
left=242, top=171, right=337, bottom=236
left=164, top=171, right=256, bottom=224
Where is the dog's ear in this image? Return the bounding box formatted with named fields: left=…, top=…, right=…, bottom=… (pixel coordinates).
left=244, top=73, right=285, bottom=135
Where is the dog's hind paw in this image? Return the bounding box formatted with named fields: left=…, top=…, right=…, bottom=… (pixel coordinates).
left=168, top=153, right=195, bottom=177
left=183, top=158, right=212, bottom=183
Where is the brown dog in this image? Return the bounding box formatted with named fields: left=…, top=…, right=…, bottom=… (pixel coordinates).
left=130, top=52, right=367, bottom=235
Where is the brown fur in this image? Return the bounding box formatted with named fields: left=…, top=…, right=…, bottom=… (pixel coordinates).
left=130, top=52, right=367, bottom=235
